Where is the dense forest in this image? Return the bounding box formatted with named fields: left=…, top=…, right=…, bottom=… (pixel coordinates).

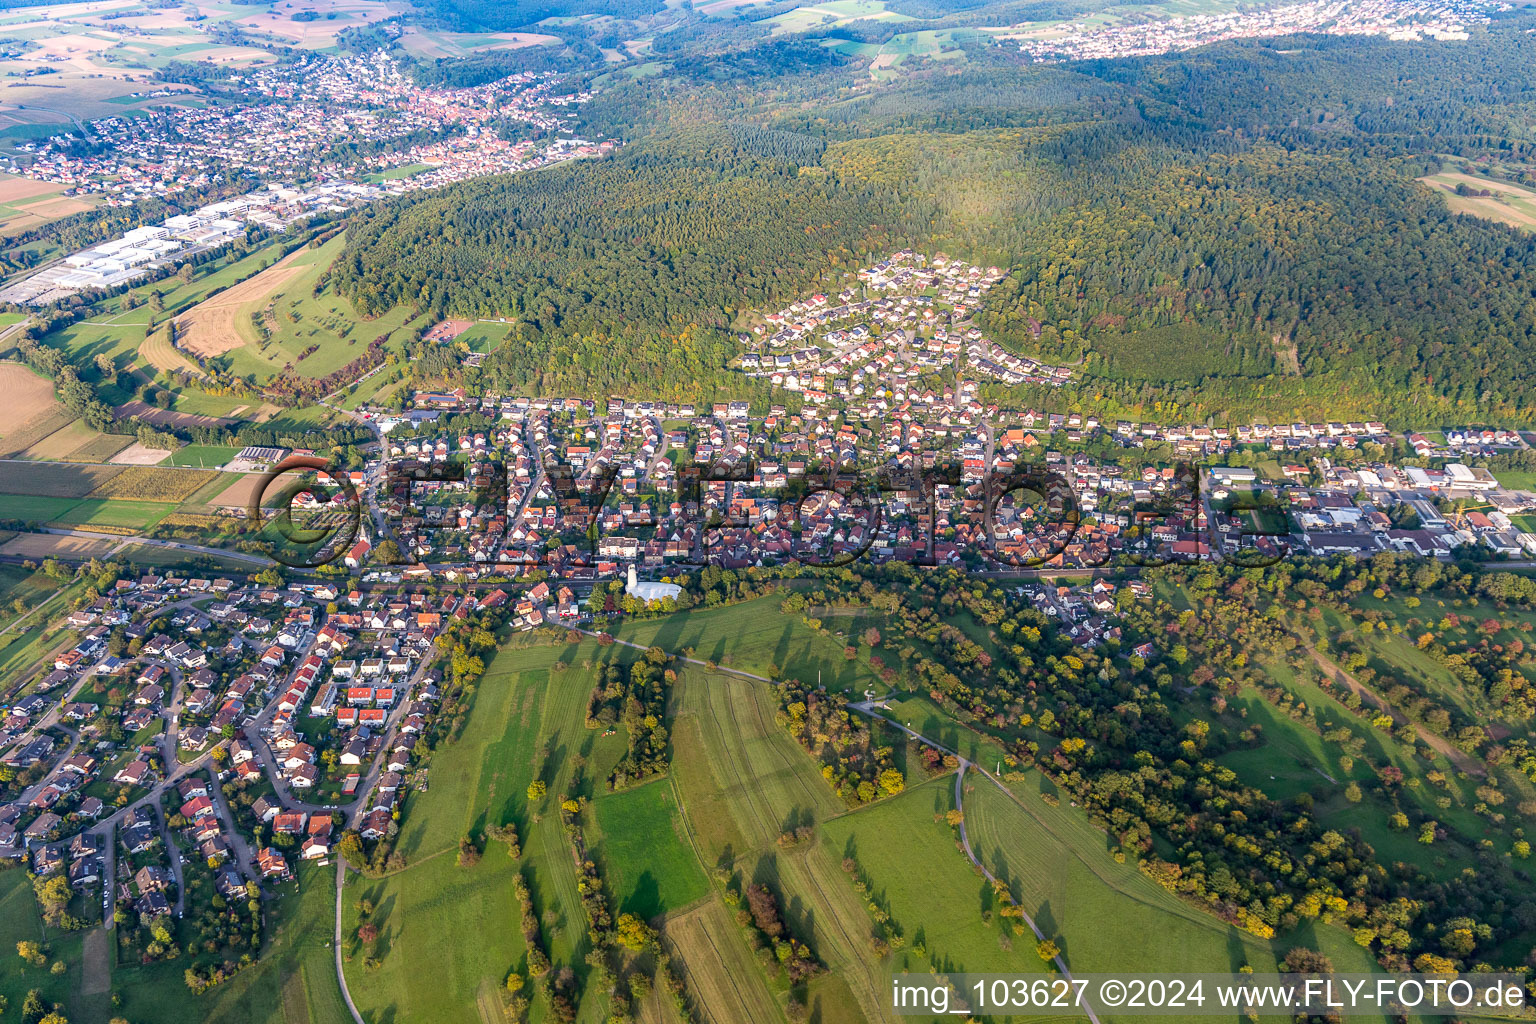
left=335, top=124, right=926, bottom=401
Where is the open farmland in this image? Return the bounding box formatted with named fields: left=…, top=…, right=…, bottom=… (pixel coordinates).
left=219, top=232, right=430, bottom=384
left=607, top=594, right=885, bottom=693
left=0, top=459, right=123, bottom=497
left=0, top=171, right=97, bottom=235
left=0, top=530, right=118, bottom=559
left=340, top=639, right=635, bottom=1024
left=15, top=416, right=130, bottom=463
left=589, top=778, right=709, bottom=920
left=177, top=242, right=315, bottom=360
left=85, top=464, right=215, bottom=502
left=0, top=360, right=72, bottom=456
left=138, top=323, right=202, bottom=376
left=1421, top=172, right=1536, bottom=231
left=397, top=27, right=561, bottom=57
left=661, top=898, right=786, bottom=1024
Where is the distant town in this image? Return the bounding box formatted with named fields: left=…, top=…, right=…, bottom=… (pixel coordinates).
left=1017, top=0, right=1507, bottom=61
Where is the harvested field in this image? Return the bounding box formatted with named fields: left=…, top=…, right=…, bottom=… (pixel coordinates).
left=0, top=174, right=64, bottom=204
left=113, top=400, right=234, bottom=429
left=17, top=419, right=130, bottom=464
left=0, top=361, right=68, bottom=457
left=86, top=465, right=214, bottom=502
left=398, top=28, right=561, bottom=58
left=210, top=473, right=269, bottom=510
left=108, top=441, right=172, bottom=466
left=1421, top=172, right=1536, bottom=231
left=60, top=432, right=132, bottom=464
left=18, top=418, right=99, bottom=461
left=138, top=327, right=201, bottom=376
left=0, top=193, right=93, bottom=236
left=178, top=244, right=312, bottom=359
left=0, top=532, right=118, bottom=559
left=661, top=899, right=784, bottom=1024
left=0, top=461, right=122, bottom=498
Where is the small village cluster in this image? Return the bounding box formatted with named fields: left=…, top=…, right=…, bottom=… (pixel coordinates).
left=367, top=379, right=1536, bottom=584
left=314, top=253, right=1535, bottom=593
left=11, top=52, right=600, bottom=200
left=1017, top=0, right=1505, bottom=62
left=735, top=250, right=1074, bottom=404
left=0, top=570, right=507, bottom=931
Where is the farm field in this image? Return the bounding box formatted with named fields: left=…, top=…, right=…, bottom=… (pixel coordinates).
left=1421, top=171, right=1536, bottom=231
left=1493, top=467, right=1536, bottom=490
left=0, top=170, right=98, bottom=235
left=176, top=241, right=319, bottom=361
left=0, top=461, right=122, bottom=498
left=49, top=496, right=174, bottom=531
left=0, top=530, right=118, bottom=560
left=15, top=416, right=131, bottom=462
left=86, top=464, right=215, bottom=502
left=669, top=666, right=902, bottom=1022
left=0, top=561, right=60, bottom=623
left=589, top=777, right=710, bottom=921
left=398, top=27, right=561, bottom=57
left=0, top=868, right=91, bottom=1024
left=0, top=359, right=72, bottom=457
left=660, top=897, right=785, bottom=1024
left=765, top=0, right=914, bottom=34
left=220, top=232, right=431, bottom=384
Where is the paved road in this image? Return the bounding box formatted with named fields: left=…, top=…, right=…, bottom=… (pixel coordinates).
left=203, top=763, right=259, bottom=880
left=242, top=634, right=431, bottom=827
left=100, top=819, right=116, bottom=929
left=150, top=800, right=186, bottom=917
left=335, top=858, right=367, bottom=1024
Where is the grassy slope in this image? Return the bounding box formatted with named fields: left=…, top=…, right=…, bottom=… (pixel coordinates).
left=608, top=594, right=885, bottom=694
left=107, top=861, right=350, bottom=1024
left=341, top=638, right=635, bottom=1023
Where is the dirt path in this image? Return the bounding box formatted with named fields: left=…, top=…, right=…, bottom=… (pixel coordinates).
left=1306, top=646, right=1484, bottom=776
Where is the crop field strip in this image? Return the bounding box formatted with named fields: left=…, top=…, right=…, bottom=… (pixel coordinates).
left=662, top=899, right=786, bottom=1024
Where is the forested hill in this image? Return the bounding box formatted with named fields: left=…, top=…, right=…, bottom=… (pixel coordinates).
left=341, top=16, right=1536, bottom=419
left=333, top=125, right=928, bottom=401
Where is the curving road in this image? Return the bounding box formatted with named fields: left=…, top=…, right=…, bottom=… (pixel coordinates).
left=851, top=703, right=1102, bottom=1024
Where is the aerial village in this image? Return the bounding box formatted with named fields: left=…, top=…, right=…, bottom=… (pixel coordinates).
left=0, top=50, right=611, bottom=304
left=0, top=562, right=511, bottom=967
left=1016, top=0, right=1504, bottom=62
left=5, top=247, right=1536, bottom=951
